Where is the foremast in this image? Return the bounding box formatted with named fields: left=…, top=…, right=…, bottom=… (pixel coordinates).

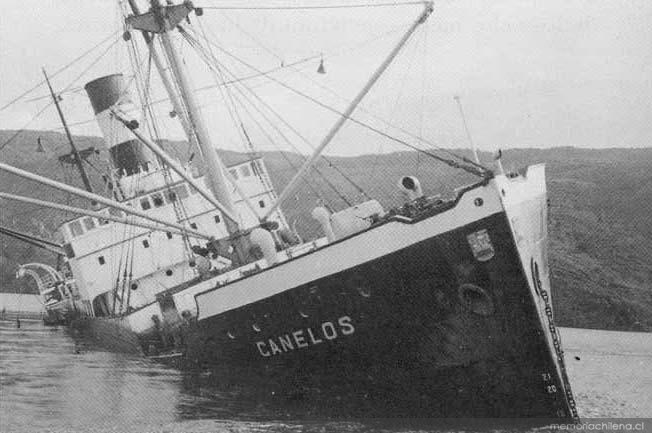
left=42, top=69, right=95, bottom=197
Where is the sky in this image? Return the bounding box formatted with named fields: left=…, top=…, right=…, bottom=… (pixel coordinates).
left=1, top=0, right=651, bottom=156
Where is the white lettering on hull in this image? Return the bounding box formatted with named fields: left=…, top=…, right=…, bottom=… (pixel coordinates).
left=256, top=316, right=355, bottom=357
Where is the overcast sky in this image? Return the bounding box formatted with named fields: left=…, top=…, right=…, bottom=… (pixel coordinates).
left=1, top=0, right=651, bottom=156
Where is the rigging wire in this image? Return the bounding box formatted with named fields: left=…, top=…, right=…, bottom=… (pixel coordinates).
left=217, top=15, right=487, bottom=174
left=124, top=240, right=137, bottom=314
left=366, top=25, right=421, bottom=199
left=0, top=30, right=121, bottom=112
left=199, top=2, right=427, bottom=11
left=60, top=38, right=123, bottom=96
left=415, top=18, right=429, bottom=177
left=0, top=102, right=55, bottom=152
left=196, top=12, right=338, bottom=215
left=212, top=15, right=373, bottom=201
left=182, top=26, right=352, bottom=205
left=181, top=27, right=489, bottom=177
left=45, top=22, right=408, bottom=136
left=259, top=26, right=484, bottom=174
left=141, top=40, right=195, bottom=257
left=196, top=19, right=251, bottom=154
left=185, top=25, right=368, bottom=203
left=1, top=36, right=122, bottom=153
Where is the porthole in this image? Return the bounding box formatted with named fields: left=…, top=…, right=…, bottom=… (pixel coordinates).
left=140, top=198, right=151, bottom=210
left=151, top=193, right=164, bottom=207
left=357, top=286, right=371, bottom=298
left=165, top=269, right=173, bottom=276
left=458, top=283, right=494, bottom=316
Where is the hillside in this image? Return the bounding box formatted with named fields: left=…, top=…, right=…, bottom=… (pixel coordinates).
left=1, top=130, right=651, bottom=331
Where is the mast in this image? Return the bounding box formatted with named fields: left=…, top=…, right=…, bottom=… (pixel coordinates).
left=126, top=1, right=239, bottom=233
left=42, top=68, right=95, bottom=195
left=125, top=0, right=197, bottom=152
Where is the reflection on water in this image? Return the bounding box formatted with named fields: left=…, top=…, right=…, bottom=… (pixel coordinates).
left=1, top=320, right=180, bottom=432
left=0, top=320, right=369, bottom=432
left=1, top=320, right=650, bottom=432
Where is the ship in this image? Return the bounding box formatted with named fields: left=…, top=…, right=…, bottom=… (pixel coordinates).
left=0, top=0, right=578, bottom=420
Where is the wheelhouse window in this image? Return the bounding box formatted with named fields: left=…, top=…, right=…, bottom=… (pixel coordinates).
left=68, top=220, right=84, bottom=237
left=109, top=208, right=124, bottom=218
left=98, top=256, right=105, bottom=265
left=214, top=215, right=221, bottom=223
left=240, top=165, right=251, bottom=178
left=190, top=223, right=198, bottom=229
left=151, top=193, right=165, bottom=208
left=258, top=199, right=265, bottom=208
left=174, top=184, right=190, bottom=199
left=142, top=239, right=150, bottom=248
left=140, top=198, right=151, bottom=210
left=83, top=217, right=96, bottom=231
left=98, top=211, right=109, bottom=225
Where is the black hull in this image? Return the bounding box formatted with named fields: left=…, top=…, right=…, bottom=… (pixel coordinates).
left=179, top=211, right=572, bottom=419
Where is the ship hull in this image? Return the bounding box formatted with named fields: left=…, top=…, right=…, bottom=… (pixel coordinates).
left=68, top=166, right=575, bottom=419
left=182, top=210, right=570, bottom=418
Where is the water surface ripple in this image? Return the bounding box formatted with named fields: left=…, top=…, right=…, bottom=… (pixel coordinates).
left=1, top=321, right=650, bottom=432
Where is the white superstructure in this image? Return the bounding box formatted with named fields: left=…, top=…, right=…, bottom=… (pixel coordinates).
left=58, top=157, right=286, bottom=317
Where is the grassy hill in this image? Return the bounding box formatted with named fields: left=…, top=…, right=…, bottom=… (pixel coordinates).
left=1, top=130, right=650, bottom=331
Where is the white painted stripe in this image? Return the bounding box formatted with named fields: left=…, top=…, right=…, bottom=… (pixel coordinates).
left=196, top=181, right=505, bottom=321
left=96, top=104, right=140, bottom=149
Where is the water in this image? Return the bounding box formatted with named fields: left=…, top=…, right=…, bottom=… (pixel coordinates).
left=1, top=320, right=650, bottom=433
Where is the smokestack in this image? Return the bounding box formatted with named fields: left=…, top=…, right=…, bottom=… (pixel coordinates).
left=84, top=74, right=153, bottom=176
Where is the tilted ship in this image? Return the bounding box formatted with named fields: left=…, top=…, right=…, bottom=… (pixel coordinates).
left=0, top=0, right=578, bottom=420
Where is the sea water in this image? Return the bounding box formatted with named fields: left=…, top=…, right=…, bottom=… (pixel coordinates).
left=0, top=320, right=650, bottom=433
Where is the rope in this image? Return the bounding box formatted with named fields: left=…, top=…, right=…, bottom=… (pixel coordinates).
left=199, top=2, right=427, bottom=11
left=0, top=102, right=55, bottom=151
left=52, top=17, right=410, bottom=135
left=207, top=17, right=373, bottom=201
left=196, top=19, right=251, bottom=153
left=0, top=30, right=120, bottom=112
left=182, top=27, right=352, bottom=205
left=183, top=29, right=490, bottom=177
left=1, top=36, right=121, bottom=153
left=218, top=15, right=487, bottom=174
left=185, top=26, right=366, bottom=202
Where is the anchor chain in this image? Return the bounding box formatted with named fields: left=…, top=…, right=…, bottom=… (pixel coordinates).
left=541, top=288, right=580, bottom=421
